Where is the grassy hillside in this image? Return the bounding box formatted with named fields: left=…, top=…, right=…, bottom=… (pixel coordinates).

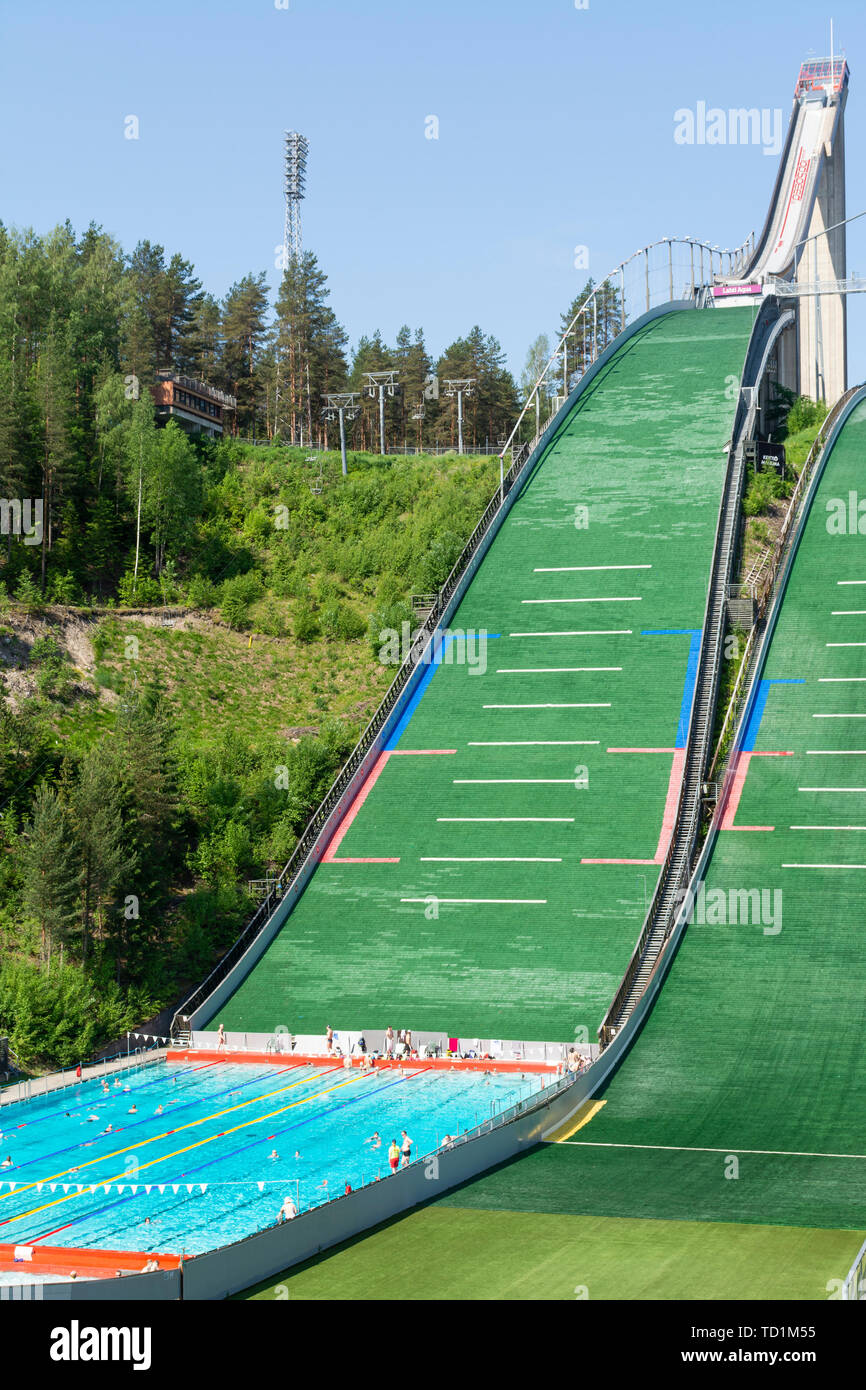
left=0, top=447, right=499, bottom=1067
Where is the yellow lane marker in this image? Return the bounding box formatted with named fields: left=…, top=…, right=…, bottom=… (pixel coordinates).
left=0, top=1065, right=348, bottom=1206
left=544, top=1099, right=606, bottom=1143
left=5, top=1070, right=370, bottom=1230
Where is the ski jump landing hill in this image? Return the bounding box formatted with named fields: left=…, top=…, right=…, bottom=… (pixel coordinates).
left=59, top=54, right=856, bottom=1300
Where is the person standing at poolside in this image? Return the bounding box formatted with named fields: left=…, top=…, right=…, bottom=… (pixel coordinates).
left=388, top=1140, right=400, bottom=1174
left=325, top=1024, right=334, bottom=1055
left=384, top=1026, right=394, bottom=1059
left=217, top=1024, right=226, bottom=1050
left=400, top=1130, right=413, bottom=1167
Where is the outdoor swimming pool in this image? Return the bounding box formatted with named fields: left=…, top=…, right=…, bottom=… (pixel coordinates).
left=0, top=1060, right=551, bottom=1257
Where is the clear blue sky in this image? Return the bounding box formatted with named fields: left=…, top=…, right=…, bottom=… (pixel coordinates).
left=1, top=0, right=864, bottom=383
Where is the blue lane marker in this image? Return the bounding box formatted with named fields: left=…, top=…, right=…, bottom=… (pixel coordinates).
left=641, top=629, right=702, bottom=748
left=386, top=631, right=501, bottom=751
left=742, top=678, right=805, bottom=752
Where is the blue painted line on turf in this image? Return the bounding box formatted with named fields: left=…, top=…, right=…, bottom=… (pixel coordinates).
left=641, top=628, right=702, bottom=748
left=386, top=632, right=501, bottom=750
left=742, top=679, right=805, bottom=752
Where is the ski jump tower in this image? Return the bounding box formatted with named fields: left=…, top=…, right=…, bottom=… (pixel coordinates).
left=793, top=58, right=848, bottom=403
left=719, top=54, right=850, bottom=405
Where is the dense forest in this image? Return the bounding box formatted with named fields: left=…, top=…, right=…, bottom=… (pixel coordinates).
left=0, top=219, right=617, bottom=1069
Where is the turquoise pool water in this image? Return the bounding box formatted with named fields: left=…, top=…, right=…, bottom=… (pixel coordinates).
left=0, top=1060, right=550, bottom=1256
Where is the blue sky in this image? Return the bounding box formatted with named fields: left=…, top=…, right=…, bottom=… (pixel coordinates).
left=0, top=0, right=864, bottom=383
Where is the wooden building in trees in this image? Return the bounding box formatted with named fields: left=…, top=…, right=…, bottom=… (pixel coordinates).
left=151, top=372, right=236, bottom=438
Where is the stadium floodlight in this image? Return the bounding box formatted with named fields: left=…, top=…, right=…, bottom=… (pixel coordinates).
left=322, top=391, right=361, bottom=475
left=362, top=371, right=400, bottom=455
left=283, top=131, right=310, bottom=265
left=443, top=378, right=475, bottom=455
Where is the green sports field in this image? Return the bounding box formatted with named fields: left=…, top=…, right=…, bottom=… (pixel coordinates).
left=215, top=307, right=756, bottom=1042
left=239, top=397, right=866, bottom=1300
left=241, top=1203, right=861, bottom=1301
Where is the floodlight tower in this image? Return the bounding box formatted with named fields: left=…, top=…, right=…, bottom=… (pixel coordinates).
left=322, top=392, right=361, bottom=476
left=362, top=371, right=400, bottom=456
left=443, top=378, right=475, bottom=455
left=283, top=131, right=310, bottom=265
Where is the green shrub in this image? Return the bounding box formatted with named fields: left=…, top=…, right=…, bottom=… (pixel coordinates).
left=14, top=572, right=42, bottom=609
left=187, top=574, right=218, bottom=609
left=117, top=571, right=162, bottom=606
left=47, top=571, right=82, bottom=605
left=294, top=604, right=320, bottom=643
left=321, top=601, right=366, bottom=640
left=220, top=590, right=251, bottom=631
left=785, top=395, right=828, bottom=435
left=253, top=598, right=286, bottom=638
left=743, top=471, right=786, bottom=517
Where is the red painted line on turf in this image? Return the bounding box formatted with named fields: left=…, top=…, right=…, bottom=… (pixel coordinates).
left=581, top=858, right=658, bottom=864
left=582, top=750, right=688, bottom=864
left=322, top=748, right=455, bottom=863
left=654, top=748, right=686, bottom=860
left=321, top=752, right=391, bottom=861
left=327, top=857, right=401, bottom=863
left=719, top=751, right=778, bottom=831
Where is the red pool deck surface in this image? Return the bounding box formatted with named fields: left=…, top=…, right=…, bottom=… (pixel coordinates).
left=166, top=1049, right=561, bottom=1074
left=0, top=1242, right=181, bottom=1279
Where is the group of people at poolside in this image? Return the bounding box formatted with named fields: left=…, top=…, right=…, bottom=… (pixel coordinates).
left=364, top=1128, right=413, bottom=1172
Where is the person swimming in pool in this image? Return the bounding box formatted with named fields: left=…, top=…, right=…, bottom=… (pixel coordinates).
left=365, top=1132, right=381, bottom=1149
left=269, top=1149, right=279, bottom=1160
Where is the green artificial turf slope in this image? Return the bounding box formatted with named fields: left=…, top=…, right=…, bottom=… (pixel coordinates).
left=215, top=308, right=756, bottom=1041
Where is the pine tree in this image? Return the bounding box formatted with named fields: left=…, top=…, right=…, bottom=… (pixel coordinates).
left=273, top=253, right=347, bottom=446
left=222, top=272, right=270, bottom=436
left=20, top=784, right=80, bottom=972
left=67, top=745, right=137, bottom=965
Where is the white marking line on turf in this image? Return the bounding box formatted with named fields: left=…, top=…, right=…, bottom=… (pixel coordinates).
left=437, top=817, right=575, bottom=823
left=782, top=863, right=866, bottom=869
left=837, top=580, right=866, bottom=585
left=483, top=703, right=610, bottom=710
left=812, top=713, right=866, bottom=718
left=509, top=630, right=632, bottom=638
left=818, top=678, right=866, bottom=682
left=826, top=642, right=866, bottom=647
left=534, top=565, right=651, bottom=572
left=556, top=1140, right=866, bottom=1159
left=789, top=825, right=866, bottom=830
left=496, top=667, right=622, bottom=673
left=467, top=740, right=600, bottom=747
left=520, top=597, right=641, bottom=605
left=420, top=856, right=562, bottom=863
left=454, top=779, right=577, bottom=785
left=401, top=897, right=547, bottom=904
left=832, top=610, right=866, bottom=615
left=807, top=750, right=866, bottom=755
left=798, top=787, right=866, bottom=792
